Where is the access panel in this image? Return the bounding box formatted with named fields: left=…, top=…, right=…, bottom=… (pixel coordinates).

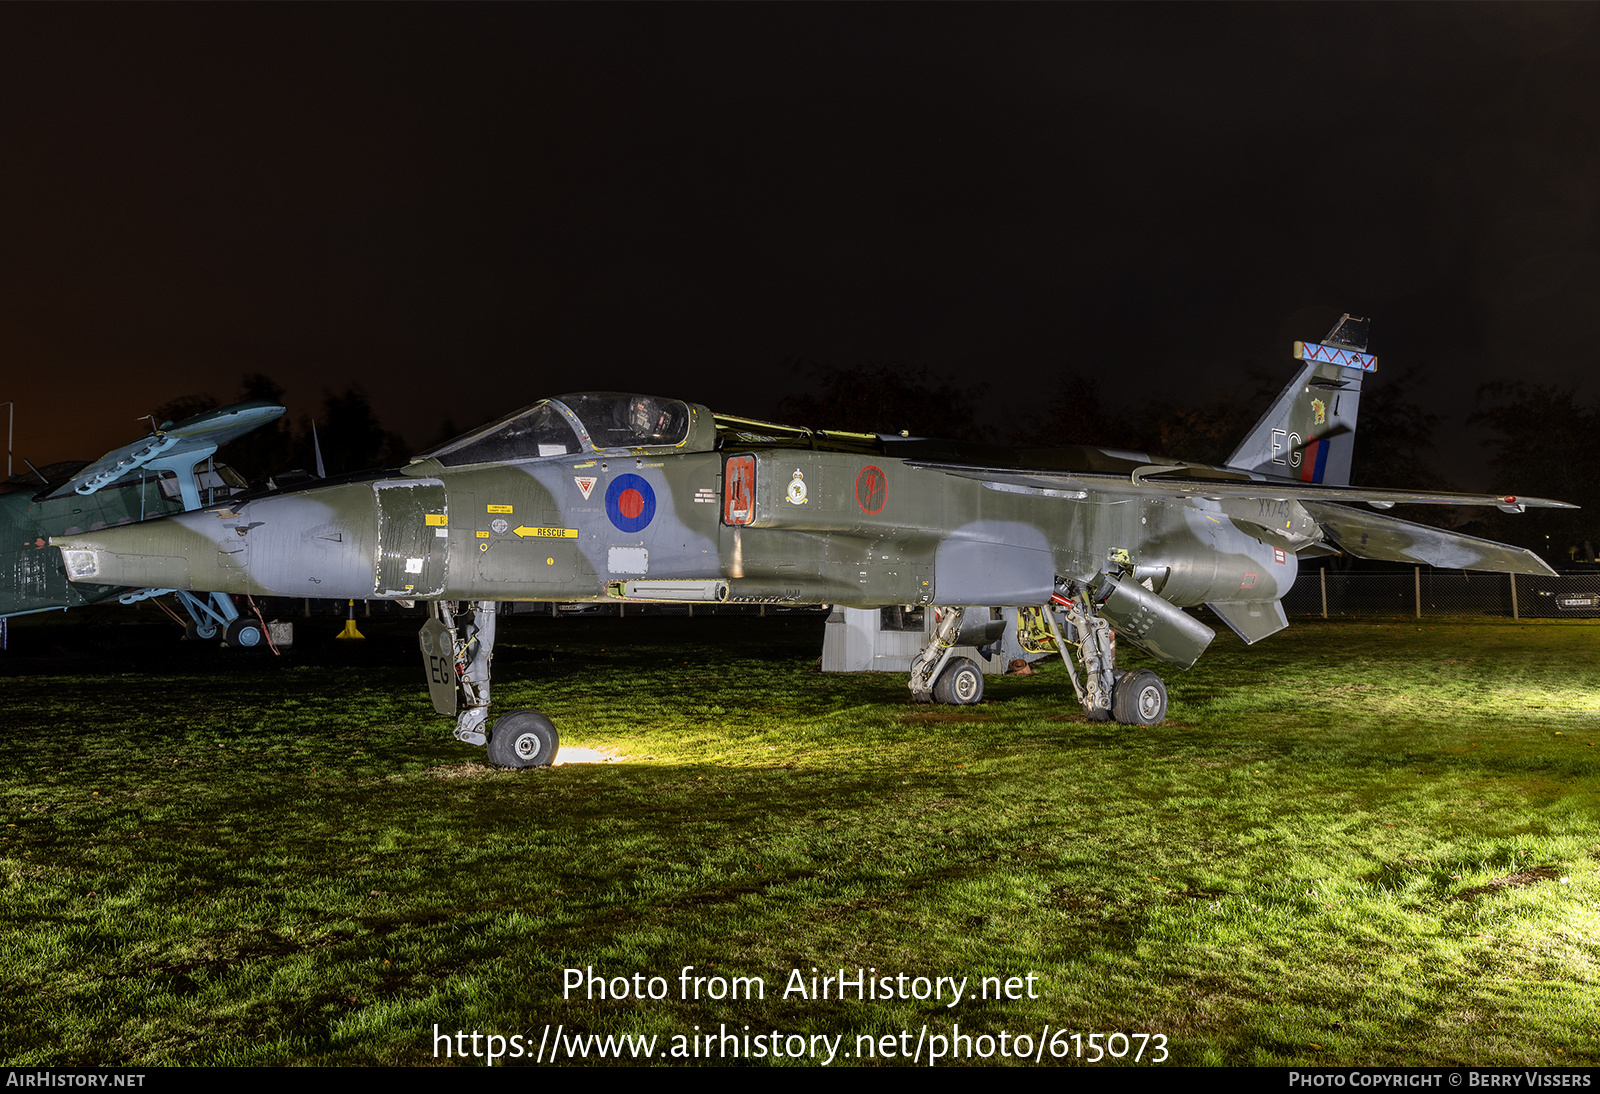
left=374, top=479, right=449, bottom=597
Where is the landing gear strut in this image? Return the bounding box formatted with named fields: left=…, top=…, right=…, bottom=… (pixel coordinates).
left=907, top=606, right=987, bottom=705
left=121, top=586, right=264, bottom=647
left=419, top=600, right=560, bottom=768
left=1037, top=580, right=1169, bottom=727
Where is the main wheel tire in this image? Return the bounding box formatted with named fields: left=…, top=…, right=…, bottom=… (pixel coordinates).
left=932, top=657, right=984, bottom=705
left=223, top=617, right=265, bottom=649
left=486, top=709, right=560, bottom=768
left=1112, top=669, right=1168, bottom=726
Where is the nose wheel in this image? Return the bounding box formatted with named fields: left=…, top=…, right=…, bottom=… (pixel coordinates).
left=486, top=709, right=561, bottom=768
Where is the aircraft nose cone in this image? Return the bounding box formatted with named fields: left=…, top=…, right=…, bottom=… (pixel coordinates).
left=54, top=516, right=211, bottom=591
left=53, top=485, right=382, bottom=599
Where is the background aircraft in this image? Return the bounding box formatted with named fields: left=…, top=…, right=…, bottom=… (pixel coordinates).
left=52, top=318, right=1572, bottom=766
left=2, top=401, right=286, bottom=647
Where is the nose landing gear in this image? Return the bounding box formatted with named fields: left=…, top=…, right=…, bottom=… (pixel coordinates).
left=420, top=600, right=561, bottom=768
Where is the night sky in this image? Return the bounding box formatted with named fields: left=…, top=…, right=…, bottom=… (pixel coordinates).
left=4, top=5, right=1597, bottom=490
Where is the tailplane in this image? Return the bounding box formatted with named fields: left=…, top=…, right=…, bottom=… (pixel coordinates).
left=1226, top=314, right=1373, bottom=486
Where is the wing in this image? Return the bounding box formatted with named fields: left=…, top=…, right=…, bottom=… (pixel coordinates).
left=906, top=461, right=1574, bottom=511
left=908, top=462, right=1569, bottom=578
left=1301, top=502, right=1557, bottom=577
left=48, top=401, right=285, bottom=502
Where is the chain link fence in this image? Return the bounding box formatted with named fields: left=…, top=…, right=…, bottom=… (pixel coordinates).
left=1283, top=568, right=1600, bottom=620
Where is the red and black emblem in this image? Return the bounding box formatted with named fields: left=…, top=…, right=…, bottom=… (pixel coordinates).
left=854, top=465, right=887, bottom=514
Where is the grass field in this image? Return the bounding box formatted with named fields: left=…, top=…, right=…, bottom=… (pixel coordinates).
left=1, top=611, right=1597, bottom=1066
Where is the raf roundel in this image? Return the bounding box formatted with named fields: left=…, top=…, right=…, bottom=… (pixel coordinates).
left=605, top=473, right=657, bottom=533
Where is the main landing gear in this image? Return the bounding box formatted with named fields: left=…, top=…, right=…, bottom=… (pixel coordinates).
left=1037, top=580, right=1168, bottom=726
left=912, top=582, right=1170, bottom=726
left=420, top=600, right=561, bottom=768
left=907, top=606, right=997, bottom=706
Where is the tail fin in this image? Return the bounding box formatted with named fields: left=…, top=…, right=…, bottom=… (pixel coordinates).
left=1226, top=314, right=1373, bottom=486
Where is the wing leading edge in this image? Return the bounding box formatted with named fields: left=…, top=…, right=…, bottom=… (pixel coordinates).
left=909, top=462, right=1573, bottom=511
left=910, top=461, right=1564, bottom=577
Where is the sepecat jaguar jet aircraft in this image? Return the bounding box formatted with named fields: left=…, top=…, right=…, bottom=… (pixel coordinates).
left=53, top=315, right=1572, bottom=766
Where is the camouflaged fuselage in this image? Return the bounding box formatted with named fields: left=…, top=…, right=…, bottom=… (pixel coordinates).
left=49, top=399, right=1294, bottom=611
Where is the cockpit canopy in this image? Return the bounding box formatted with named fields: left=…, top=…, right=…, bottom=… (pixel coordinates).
left=421, top=393, right=700, bottom=467
left=560, top=393, right=690, bottom=449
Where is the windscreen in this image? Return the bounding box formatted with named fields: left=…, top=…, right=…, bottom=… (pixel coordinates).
left=423, top=402, right=582, bottom=466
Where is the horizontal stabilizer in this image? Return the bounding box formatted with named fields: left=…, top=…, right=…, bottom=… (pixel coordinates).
left=1207, top=599, right=1290, bottom=644
left=1303, top=503, right=1558, bottom=577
